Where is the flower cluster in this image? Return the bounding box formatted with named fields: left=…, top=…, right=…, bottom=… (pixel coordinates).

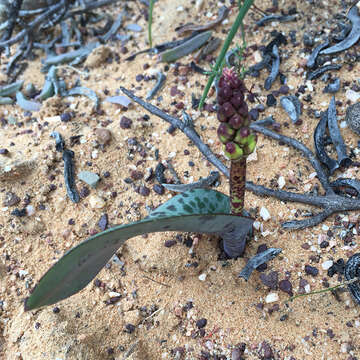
left=217, top=68, right=256, bottom=160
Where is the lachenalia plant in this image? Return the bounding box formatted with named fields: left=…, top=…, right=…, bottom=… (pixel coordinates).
left=216, top=67, right=256, bottom=215
left=24, top=68, right=263, bottom=311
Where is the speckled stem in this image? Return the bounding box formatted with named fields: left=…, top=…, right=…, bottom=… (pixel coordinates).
left=230, top=157, right=246, bottom=215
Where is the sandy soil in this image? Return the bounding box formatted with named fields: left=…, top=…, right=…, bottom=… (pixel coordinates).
left=1, top=0, right=360, bottom=359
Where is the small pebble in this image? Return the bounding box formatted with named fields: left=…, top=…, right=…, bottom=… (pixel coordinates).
left=279, top=85, right=290, bottom=95
left=266, top=94, right=277, bottom=107
left=196, top=318, right=207, bottom=329
left=120, top=116, right=132, bottom=129
left=277, top=176, right=285, bottom=189
left=304, top=265, right=319, bottom=276
left=89, top=195, right=105, bottom=209
left=265, top=292, right=279, bottom=303
left=260, top=207, right=271, bottom=221
left=322, top=260, right=333, bottom=270
left=164, top=240, right=176, bottom=248
left=139, top=186, right=150, bottom=196
left=60, top=112, right=72, bottom=122
left=278, top=279, right=293, bottom=296
left=198, top=273, right=207, bottom=281
left=0, top=148, right=9, bottom=155
left=346, top=89, right=360, bottom=103
left=153, top=184, right=165, bottom=195
left=78, top=171, right=100, bottom=188
left=95, top=128, right=112, bottom=145
left=249, top=108, right=259, bottom=121
left=124, top=323, right=136, bottom=333
left=98, top=214, right=108, bottom=231
left=259, top=271, right=278, bottom=290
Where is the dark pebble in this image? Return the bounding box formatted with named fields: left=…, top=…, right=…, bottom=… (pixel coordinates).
left=320, top=240, right=329, bottom=248
left=103, top=171, right=110, bottom=178
left=135, top=74, right=144, bottom=82
left=326, top=328, right=335, bottom=339
left=259, top=271, right=278, bottom=290
left=167, top=124, right=177, bottom=134
left=164, top=240, right=176, bottom=248
left=196, top=318, right=207, bottom=329
left=120, top=116, right=132, bottom=129
left=279, top=279, right=293, bottom=296
left=139, top=186, right=150, bottom=196
left=249, top=108, right=259, bottom=121
left=124, top=323, right=136, bottom=333
left=184, top=149, right=190, bottom=155
left=130, top=170, right=143, bottom=180
left=305, top=265, right=319, bottom=276
left=124, top=177, right=133, bottom=184
left=266, top=94, right=277, bottom=107
left=303, top=32, right=314, bottom=47
left=279, top=85, right=289, bottom=95
left=0, top=148, right=9, bottom=155
left=52, top=307, right=60, bottom=313
left=60, top=112, right=72, bottom=122
left=68, top=218, right=75, bottom=225
left=280, top=314, right=288, bottom=321
left=11, top=208, right=27, bottom=217
left=79, top=186, right=90, bottom=198
left=188, top=161, right=195, bottom=167
left=98, top=213, right=108, bottom=231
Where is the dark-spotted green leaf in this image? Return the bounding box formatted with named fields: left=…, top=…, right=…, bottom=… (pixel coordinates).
left=25, top=189, right=253, bottom=310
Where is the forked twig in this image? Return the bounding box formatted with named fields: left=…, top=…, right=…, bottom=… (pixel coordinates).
left=120, top=87, right=360, bottom=229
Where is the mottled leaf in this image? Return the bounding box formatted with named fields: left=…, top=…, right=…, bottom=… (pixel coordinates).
left=25, top=189, right=252, bottom=310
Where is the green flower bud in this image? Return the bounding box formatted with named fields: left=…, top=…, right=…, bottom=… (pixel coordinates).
left=234, top=127, right=250, bottom=144
left=217, top=123, right=235, bottom=144
left=223, top=142, right=243, bottom=160
left=243, top=134, right=257, bottom=155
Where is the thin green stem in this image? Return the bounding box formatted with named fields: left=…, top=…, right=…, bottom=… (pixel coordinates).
left=286, top=278, right=359, bottom=303
left=198, top=0, right=254, bottom=110
left=148, top=0, right=155, bottom=48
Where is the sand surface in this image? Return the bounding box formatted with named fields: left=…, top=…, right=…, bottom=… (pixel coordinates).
left=0, top=0, right=360, bottom=359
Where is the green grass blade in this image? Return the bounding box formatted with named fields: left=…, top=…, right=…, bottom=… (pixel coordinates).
left=148, top=0, right=155, bottom=48
left=198, top=0, right=254, bottom=109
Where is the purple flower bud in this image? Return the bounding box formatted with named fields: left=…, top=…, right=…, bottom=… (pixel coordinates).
left=230, top=93, right=244, bottom=108
left=234, top=127, right=251, bottom=144
left=229, top=114, right=243, bottom=129
left=217, top=108, right=227, bottom=122
left=239, top=127, right=250, bottom=138
left=238, top=103, right=248, bottom=116
left=218, top=85, right=232, bottom=100
left=222, top=102, right=235, bottom=118
left=217, top=95, right=226, bottom=105
left=217, top=123, right=235, bottom=143
left=229, top=76, right=242, bottom=89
